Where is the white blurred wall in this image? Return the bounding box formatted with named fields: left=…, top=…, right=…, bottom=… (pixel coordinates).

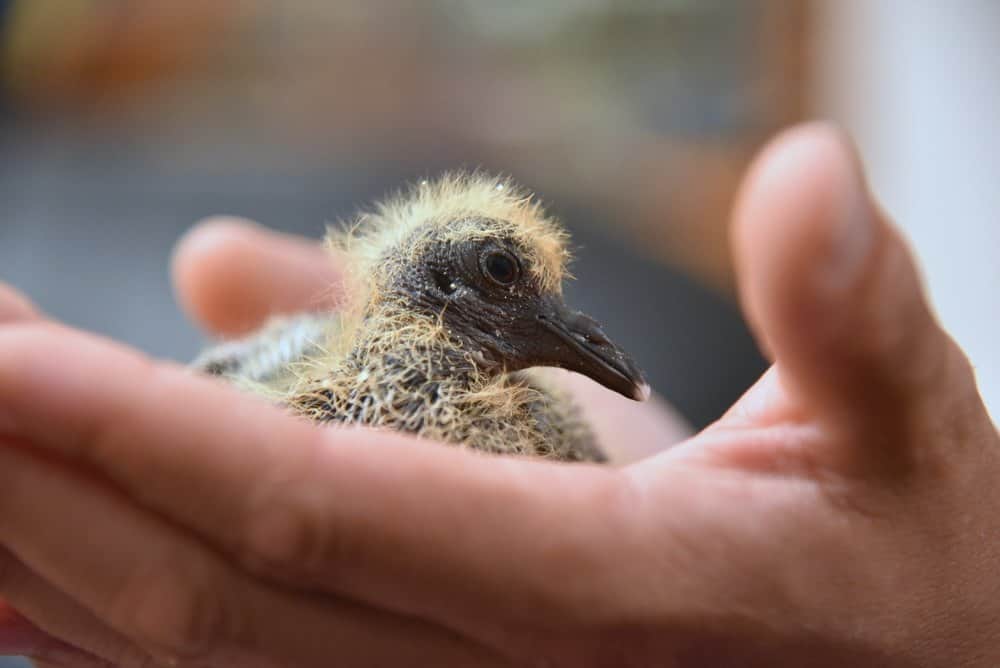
left=814, top=0, right=1000, bottom=421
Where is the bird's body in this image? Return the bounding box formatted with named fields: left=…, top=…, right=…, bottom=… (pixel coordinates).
left=194, top=174, right=646, bottom=462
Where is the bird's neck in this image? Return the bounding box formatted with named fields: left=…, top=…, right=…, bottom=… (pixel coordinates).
left=343, top=307, right=484, bottom=391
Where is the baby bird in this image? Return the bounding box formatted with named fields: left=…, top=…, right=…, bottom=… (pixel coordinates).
left=193, top=174, right=648, bottom=462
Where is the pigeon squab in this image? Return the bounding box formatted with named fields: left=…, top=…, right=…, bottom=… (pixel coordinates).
left=194, top=174, right=649, bottom=462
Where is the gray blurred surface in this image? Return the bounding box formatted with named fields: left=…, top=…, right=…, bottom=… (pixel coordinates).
left=0, top=657, right=29, bottom=667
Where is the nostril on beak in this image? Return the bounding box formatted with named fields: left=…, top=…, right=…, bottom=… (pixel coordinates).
left=584, top=326, right=610, bottom=346
left=568, top=311, right=611, bottom=346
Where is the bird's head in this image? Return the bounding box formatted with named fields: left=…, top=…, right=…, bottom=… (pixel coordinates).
left=332, top=173, right=649, bottom=401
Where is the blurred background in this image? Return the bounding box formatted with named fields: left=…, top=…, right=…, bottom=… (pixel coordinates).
left=1, top=0, right=997, bottom=435
left=1, top=2, right=999, bottom=421
left=0, top=2, right=998, bottom=657
left=2, top=0, right=806, bottom=435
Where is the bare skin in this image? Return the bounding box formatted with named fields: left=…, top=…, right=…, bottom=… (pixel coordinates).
left=0, top=123, right=998, bottom=667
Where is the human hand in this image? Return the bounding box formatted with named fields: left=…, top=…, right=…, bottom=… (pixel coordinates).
left=0, top=159, right=684, bottom=666
left=1, top=123, right=998, bottom=667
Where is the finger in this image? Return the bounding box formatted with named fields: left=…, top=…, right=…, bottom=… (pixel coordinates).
left=0, top=323, right=641, bottom=650
left=0, top=284, right=45, bottom=660
left=544, top=370, right=690, bottom=463
left=731, top=123, right=976, bottom=443
left=171, top=217, right=341, bottom=337
left=0, top=615, right=110, bottom=668
left=0, top=436, right=510, bottom=667
left=0, top=597, right=61, bottom=659
left=0, top=549, right=151, bottom=668
left=0, top=283, right=42, bottom=324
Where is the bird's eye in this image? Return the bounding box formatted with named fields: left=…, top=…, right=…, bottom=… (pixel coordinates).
left=482, top=251, right=520, bottom=286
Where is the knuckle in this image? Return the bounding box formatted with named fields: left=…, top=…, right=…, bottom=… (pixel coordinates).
left=240, top=487, right=335, bottom=579
left=526, top=475, right=632, bottom=623
left=109, top=558, right=238, bottom=662
left=238, top=439, right=350, bottom=580
left=79, top=358, right=162, bottom=467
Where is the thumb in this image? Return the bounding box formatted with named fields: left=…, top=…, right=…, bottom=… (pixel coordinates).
left=732, top=123, right=967, bottom=438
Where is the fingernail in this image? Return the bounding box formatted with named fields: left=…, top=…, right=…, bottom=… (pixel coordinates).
left=825, top=129, right=876, bottom=291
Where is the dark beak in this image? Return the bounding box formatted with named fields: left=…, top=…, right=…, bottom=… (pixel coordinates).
left=534, top=297, right=649, bottom=402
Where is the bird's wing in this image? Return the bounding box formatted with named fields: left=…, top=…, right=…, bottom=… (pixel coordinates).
left=191, top=312, right=342, bottom=394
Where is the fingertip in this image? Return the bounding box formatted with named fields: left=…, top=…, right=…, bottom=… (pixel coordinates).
left=172, top=216, right=265, bottom=337
left=171, top=216, right=265, bottom=278
left=171, top=216, right=266, bottom=296
left=172, top=217, right=341, bottom=337
left=731, top=123, right=964, bottom=438
left=0, top=283, right=42, bottom=324
left=732, top=122, right=878, bottom=354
